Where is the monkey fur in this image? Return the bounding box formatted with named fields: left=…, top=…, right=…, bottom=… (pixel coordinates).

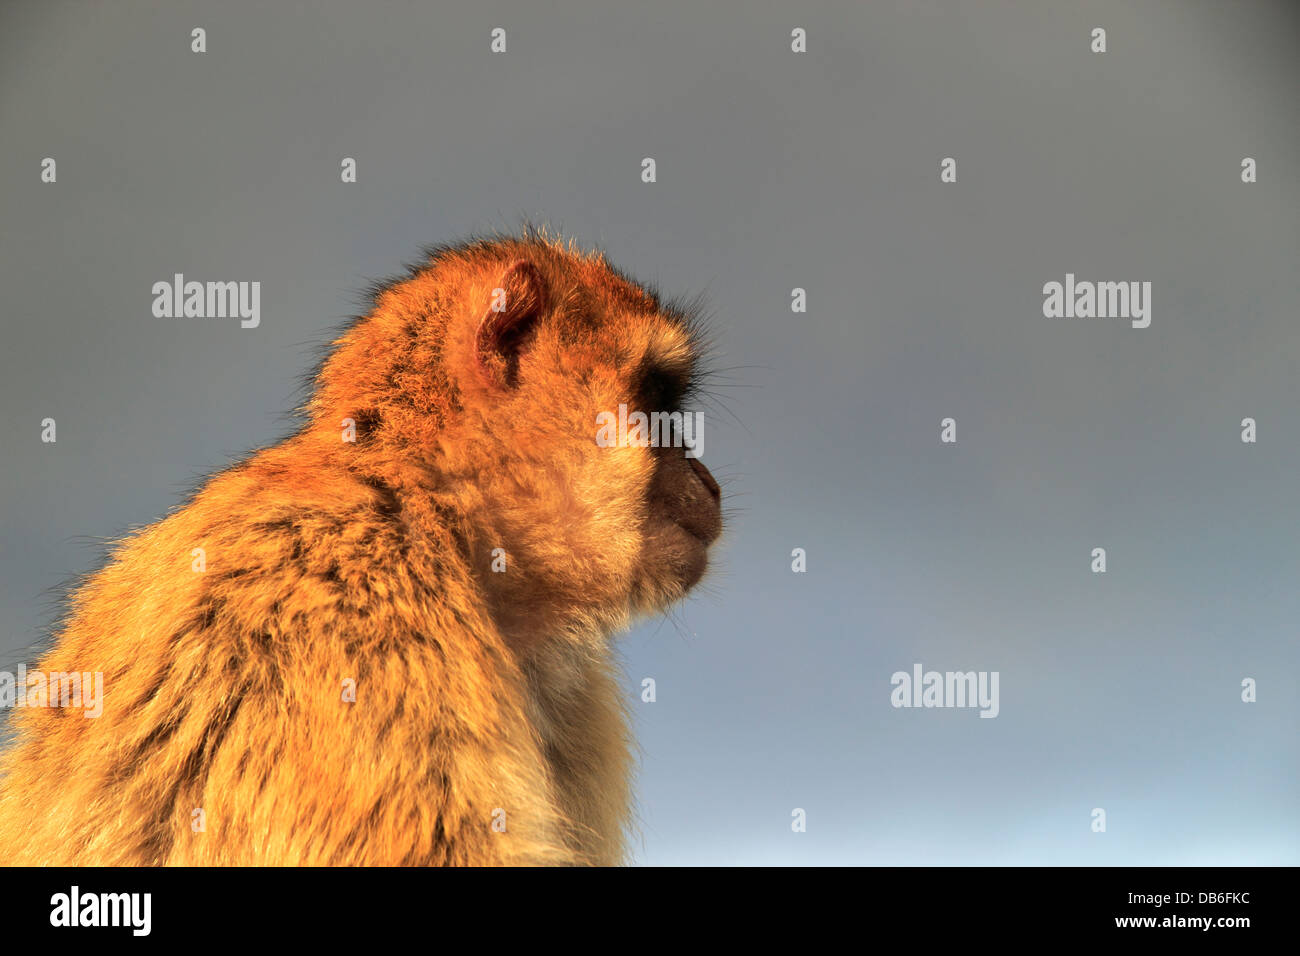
left=0, top=232, right=723, bottom=865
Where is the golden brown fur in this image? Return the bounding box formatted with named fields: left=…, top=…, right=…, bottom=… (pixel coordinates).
left=0, top=231, right=722, bottom=865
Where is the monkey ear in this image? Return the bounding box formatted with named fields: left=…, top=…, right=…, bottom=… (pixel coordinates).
left=476, top=259, right=548, bottom=388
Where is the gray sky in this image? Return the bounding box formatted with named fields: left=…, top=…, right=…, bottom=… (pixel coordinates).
left=1, top=0, right=1297, bottom=864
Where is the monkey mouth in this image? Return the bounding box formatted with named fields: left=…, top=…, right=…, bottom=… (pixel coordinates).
left=659, top=456, right=721, bottom=547
left=675, top=516, right=720, bottom=547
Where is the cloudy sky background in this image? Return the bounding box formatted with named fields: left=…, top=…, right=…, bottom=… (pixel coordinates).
left=1, top=0, right=1296, bottom=864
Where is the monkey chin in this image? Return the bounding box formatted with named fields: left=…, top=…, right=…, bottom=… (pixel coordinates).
left=668, top=523, right=714, bottom=587
left=633, top=515, right=720, bottom=614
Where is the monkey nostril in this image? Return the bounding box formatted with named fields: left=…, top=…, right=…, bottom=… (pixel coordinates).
left=689, top=456, right=721, bottom=499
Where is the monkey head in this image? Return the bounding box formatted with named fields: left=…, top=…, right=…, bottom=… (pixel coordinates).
left=310, top=235, right=723, bottom=651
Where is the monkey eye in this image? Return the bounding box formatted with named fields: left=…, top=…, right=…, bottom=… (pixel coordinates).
left=639, top=367, right=687, bottom=412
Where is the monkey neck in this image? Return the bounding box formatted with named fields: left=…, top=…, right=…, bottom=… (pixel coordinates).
left=296, top=432, right=629, bottom=659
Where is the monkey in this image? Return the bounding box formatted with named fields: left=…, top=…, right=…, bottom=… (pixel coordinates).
left=0, top=230, right=723, bottom=865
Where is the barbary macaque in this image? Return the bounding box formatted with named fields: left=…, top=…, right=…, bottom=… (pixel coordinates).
left=0, top=232, right=723, bottom=865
